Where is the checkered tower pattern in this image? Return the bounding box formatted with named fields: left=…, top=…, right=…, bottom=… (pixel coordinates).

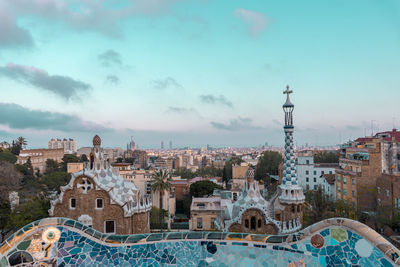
left=282, top=129, right=297, bottom=186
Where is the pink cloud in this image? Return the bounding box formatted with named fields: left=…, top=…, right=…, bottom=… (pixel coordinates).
left=234, top=8, right=268, bottom=37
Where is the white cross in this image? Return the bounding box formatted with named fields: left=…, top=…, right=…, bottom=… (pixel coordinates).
left=283, top=85, right=293, bottom=96
left=77, top=177, right=93, bottom=194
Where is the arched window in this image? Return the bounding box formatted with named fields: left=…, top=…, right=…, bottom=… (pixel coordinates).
left=258, top=219, right=262, bottom=228
left=90, top=154, right=94, bottom=170
left=245, top=219, right=249, bottom=228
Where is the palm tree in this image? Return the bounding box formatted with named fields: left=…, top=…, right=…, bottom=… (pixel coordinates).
left=16, top=137, right=27, bottom=149
left=151, top=169, right=172, bottom=231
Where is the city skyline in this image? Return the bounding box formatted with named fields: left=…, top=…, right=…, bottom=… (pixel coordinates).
left=1, top=0, right=400, bottom=148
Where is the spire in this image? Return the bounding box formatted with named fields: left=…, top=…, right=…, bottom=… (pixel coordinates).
left=279, top=85, right=305, bottom=204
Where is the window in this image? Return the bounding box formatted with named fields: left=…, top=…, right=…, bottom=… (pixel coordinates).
left=343, top=178, right=347, bottom=184
left=306, top=177, right=309, bottom=182
left=146, top=181, right=152, bottom=195
left=104, top=220, right=116, bottom=234
left=378, top=198, right=381, bottom=206
left=251, top=217, right=256, bottom=230
left=337, top=176, right=341, bottom=182
left=350, top=166, right=353, bottom=171
left=306, top=160, right=310, bottom=165
left=321, top=171, right=325, bottom=175
left=352, top=191, right=355, bottom=197
left=329, top=171, right=332, bottom=174
left=96, top=198, right=104, bottom=209
left=395, top=198, right=400, bottom=209
left=344, top=189, right=347, bottom=196
left=377, top=187, right=381, bottom=194
left=314, top=185, right=317, bottom=190
left=338, top=187, right=341, bottom=193
left=352, top=179, right=355, bottom=185
left=245, top=219, right=249, bottom=228
left=258, top=219, right=262, bottom=228
left=313, top=170, right=317, bottom=175
left=356, top=167, right=360, bottom=172
left=197, top=218, right=203, bottom=229
left=306, top=170, right=309, bottom=175
left=233, top=193, right=238, bottom=201
left=70, top=198, right=76, bottom=209
left=211, top=218, right=216, bottom=230
left=313, top=178, right=316, bottom=183
left=386, top=190, right=390, bottom=197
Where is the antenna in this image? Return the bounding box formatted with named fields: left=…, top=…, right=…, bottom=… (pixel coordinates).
left=371, top=120, right=376, bottom=136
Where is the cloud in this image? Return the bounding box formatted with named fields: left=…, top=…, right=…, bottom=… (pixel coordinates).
left=0, top=103, right=107, bottom=132
left=5, top=0, right=182, bottom=38
left=211, top=117, right=263, bottom=131
left=0, top=6, right=33, bottom=49
left=98, top=50, right=123, bottom=67
left=234, top=8, right=267, bottom=36
left=0, top=63, right=91, bottom=100
left=152, top=77, right=183, bottom=90
left=105, top=75, right=120, bottom=85
left=199, top=94, right=233, bottom=107
left=166, top=106, right=197, bottom=114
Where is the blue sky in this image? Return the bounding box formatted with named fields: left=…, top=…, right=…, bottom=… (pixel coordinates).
left=0, top=0, right=399, bottom=148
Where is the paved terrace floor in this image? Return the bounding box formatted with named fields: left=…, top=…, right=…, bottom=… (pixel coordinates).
left=1, top=217, right=399, bottom=266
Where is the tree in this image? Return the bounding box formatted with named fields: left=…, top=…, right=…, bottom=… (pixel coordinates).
left=0, top=161, right=22, bottom=202
left=16, top=137, right=27, bottom=149
left=173, top=168, right=196, bottom=179
left=11, top=140, right=21, bottom=155
left=60, top=154, right=80, bottom=172
left=151, top=169, right=172, bottom=231
left=150, top=207, right=168, bottom=229
left=303, top=187, right=335, bottom=226
left=41, top=172, right=71, bottom=193
left=0, top=150, right=17, bottom=164
left=314, top=151, right=339, bottom=163
left=0, top=201, right=11, bottom=242
left=80, top=154, right=88, bottom=163
left=254, top=151, right=282, bottom=182
left=189, top=180, right=223, bottom=198
left=45, top=159, right=60, bottom=174
left=6, top=197, right=49, bottom=236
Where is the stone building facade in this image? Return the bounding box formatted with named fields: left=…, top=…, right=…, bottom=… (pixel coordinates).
left=17, top=148, right=64, bottom=173
left=49, top=135, right=151, bottom=235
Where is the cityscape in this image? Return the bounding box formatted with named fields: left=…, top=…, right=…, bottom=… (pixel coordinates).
left=0, top=1, right=400, bottom=266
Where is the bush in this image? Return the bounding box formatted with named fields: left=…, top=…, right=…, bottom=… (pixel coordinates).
left=0, top=150, right=17, bottom=164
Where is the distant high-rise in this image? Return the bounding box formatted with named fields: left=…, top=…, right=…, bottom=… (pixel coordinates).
left=169, top=141, right=172, bottom=150
left=48, top=138, right=77, bottom=154
left=161, top=141, right=164, bottom=150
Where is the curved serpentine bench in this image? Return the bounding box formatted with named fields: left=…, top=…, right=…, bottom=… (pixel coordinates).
left=0, top=217, right=399, bottom=266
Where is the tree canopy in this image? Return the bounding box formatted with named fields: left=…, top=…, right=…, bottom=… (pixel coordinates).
left=314, top=151, right=339, bottom=163
left=0, top=149, right=17, bottom=164
left=254, top=151, right=282, bottom=181
left=222, top=156, right=243, bottom=185
left=189, top=180, right=223, bottom=198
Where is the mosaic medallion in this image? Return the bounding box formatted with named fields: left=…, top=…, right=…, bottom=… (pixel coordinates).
left=311, top=234, right=324, bottom=248
left=42, top=227, right=61, bottom=244
left=355, top=238, right=373, bottom=258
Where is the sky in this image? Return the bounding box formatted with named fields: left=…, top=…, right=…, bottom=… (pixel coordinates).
left=0, top=0, right=400, bottom=149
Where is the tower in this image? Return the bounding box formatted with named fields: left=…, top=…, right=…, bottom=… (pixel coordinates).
left=279, top=86, right=305, bottom=205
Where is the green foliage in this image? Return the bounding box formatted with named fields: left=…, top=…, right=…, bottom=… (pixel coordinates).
left=80, top=154, right=88, bottom=162
left=189, top=180, right=223, bottom=198
left=173, top=168, right=196, bottom=179
left=60, top=154, right=81, bottom=172
left=182, top=194, right=192, bottom=217
left=0, top=150, right=17, bottom=164
left=45, top=159, right=60, bottom=174
left=151, top=169, right=172, bottom=211
left=116, top=157, right=123, bottom=163
left=6, top=197, right=49, bottom=232
left=303, top=187, right=336, bottom=226
left=314, top=151, right=339, bottom=163
left=222, top=156, right=243, bottom=185
left=254, top=151, right=282, bottom=182
left=150, top=207, right=168, bottom=225
left=173, top=166, right=223, bottom=180
left=41, top=172, right=71, bottom=193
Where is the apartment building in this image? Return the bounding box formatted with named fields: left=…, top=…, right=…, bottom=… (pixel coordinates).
left=296, top=151, right=337, bottom=198
left=48, top=138, right=78, bottom=154
left=17, top=148, right=64, bottom=173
